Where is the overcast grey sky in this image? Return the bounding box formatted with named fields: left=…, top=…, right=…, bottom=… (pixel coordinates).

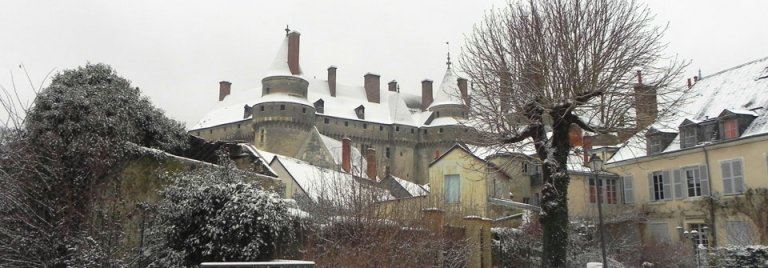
left=1, top=0, right=766, bottom=127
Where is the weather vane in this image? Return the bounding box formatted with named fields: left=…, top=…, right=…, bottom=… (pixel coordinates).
left=446, top=41, right=452, bottom=68
left=285, top=25, right=290, bottom=36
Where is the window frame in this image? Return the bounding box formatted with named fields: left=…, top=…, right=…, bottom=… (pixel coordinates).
left=689, top=223, right=709, bottom=247
left=444, top=174, right=461, bottom=204
left=723, top=119, right=738, bottom=139
left=622, top=175, right=634, bottom=204
left=721, top=159, right=745, bottom=195
left=684, top=166, right=703, bottom=197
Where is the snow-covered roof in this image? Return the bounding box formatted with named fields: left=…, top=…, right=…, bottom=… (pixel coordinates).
left=609, top=57, right=768, bottom=163
left=428, top=66, right=464, bottom=109
left=317, top=132, right=367, bottom=177
left=240, top=143, right=278, bottom=176
left=263, top=32, right=302, bottom=78
left=273, top=155, right=393, bottom=204
left=390, top=175, right=429, bottom=197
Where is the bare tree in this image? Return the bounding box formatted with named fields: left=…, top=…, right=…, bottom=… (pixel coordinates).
left=460, top=0, right=687, bottom=266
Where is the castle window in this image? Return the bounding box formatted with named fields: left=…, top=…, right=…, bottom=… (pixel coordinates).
left=363, top=124, right=368, bottom=129
left=259, top=129, right=265, bottom=143
left=209, top=129, right=213, bottom=134
left=380, top=126, right=384, bottom=131
left=302, top=107, right=306, bottom=113
left=396, top=126, right=400, bottom=131
left=260, top=106, right=264, bottom=111
left=345, top=121, right=349, bottom=127
left=324, top=118, right=329, bottom=124
left=314, top=99, right=324, bottom=113
left=266, top=88, right=270, bottom=94
left=424, top=129, right=428, bottom=134
left=237, top=124, right=241, bottom=129
left=436, top=112, right=440, bottom=117
left=280, top=104, right=285, bottom=110
left=385, top=147, right=390, bottom=158
left=411, top=129, right=414, bottom=134
left=439, top=128, right=444, bottom=133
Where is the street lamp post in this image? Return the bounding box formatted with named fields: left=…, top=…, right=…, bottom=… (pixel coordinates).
left=589, top=154, right=608, bottom=268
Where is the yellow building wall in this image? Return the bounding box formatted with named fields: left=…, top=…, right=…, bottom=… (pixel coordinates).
left=607, top=135, right=768, bottom=246
left=429, top=148, right=490, bottom=218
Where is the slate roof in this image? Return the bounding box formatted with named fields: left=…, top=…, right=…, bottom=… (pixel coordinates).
left=609, top=57, right=768, bottom=163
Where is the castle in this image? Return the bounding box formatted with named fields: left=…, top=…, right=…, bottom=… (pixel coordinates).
left=190, top=30, right=471, bottom=183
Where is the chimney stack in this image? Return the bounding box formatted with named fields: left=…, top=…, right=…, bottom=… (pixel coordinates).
left=636, top=70, right=643, bottom=85
left=219, top=81, right=232, bottom=101
left=457, top=77, right=468, bottom=105
left=287, top=31, right=301, bottom=75
left=582, top=136, right=593, bottom=164
left=388, top=80, right=398, bottom=92
left=421, top=79, right=433, bottom=110
left=364, top=73, right=381, bottom=103
left=328, top=66, right=337, bottom=97
left=342, top=138, right=351, bottom=173
left=687, top=78, right=693, bottom=89
left=366, top=147, right=377, bottom=180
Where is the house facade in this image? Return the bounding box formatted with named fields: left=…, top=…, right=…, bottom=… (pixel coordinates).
left=605, top=57, right=768, bottom=247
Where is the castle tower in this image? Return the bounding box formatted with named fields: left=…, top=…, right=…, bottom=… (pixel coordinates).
left=252, top=30, right=316, bottom=156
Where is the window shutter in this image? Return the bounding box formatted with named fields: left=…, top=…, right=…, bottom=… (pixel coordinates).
left=699, top=165, right=710, bottom=196
left=733, top=160, right=745, bottom=193
left=648, top=173, right=655, bottom=201
left=722, top=161, right=733, bottom=194
left=662, top=170, right=672, bottom=200
left=673, top=169, right=684, bottom=199
left=623, top=176, right=634, bottom=204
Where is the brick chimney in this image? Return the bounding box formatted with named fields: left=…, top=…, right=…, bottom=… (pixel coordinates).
left=634, top=70, right=658, bottom=130
left=366, top=147, right=377, bottom=180
left=328, top=66, right=337, bottom=97
left=687, top=78, right=693, bottom=89
left=219, top=81, right=231, bottom=101
left=342, top=137, right=351, bottom=173
left=364, top=73, right=381, bottom=103
left=421, top=79, right=433, bottom=110
left=388, top=80, right=398, bottom=92
left=287, top=31, right=301, bottom=75
left=457, top=77, right=468, bottom=105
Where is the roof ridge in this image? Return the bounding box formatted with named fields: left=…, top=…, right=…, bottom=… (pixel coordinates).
left=700, top=56, right=768, bottom=80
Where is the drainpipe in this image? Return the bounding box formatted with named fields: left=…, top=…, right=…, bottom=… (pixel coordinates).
left=703, top=145, right=717, bottom=247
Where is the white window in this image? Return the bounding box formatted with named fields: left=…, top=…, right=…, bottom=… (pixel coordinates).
left=444, top=174, right=460, bottom=203
left=721, top=159, right=745, bottom=195
left=727, top=221, right=753, bottom=246
left=682, top=128, right=697, bottom=148
left=605, top=178, right=618, bottom=204
left=649, top=222, right=670, bottom=243
left=689, top=223, right=709, bottom=248
left=649, top=171, right=671, bottom=201
left=622, top=176, right=634, bottom=204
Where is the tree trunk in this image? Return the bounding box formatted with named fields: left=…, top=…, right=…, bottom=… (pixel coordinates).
left=539, top=110, right=572, bottom=267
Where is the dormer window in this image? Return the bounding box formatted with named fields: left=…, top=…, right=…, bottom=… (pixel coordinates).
left=314, top=99, right=324, bottom=113
left=723, top=119, right=738, bottom=139
left=646, top=128, right=677, bottom=155
left=681, top=127, right=697, bottom=148
left=355, top=105, right=365, bottom=120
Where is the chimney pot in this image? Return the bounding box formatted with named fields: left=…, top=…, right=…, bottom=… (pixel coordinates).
left=457, top=77, right=468, bottom=105
left=366, top=147, right=377, bottom=180
left=287, top=32, right=301, bottom=75
left=388, top=80, right=398, bottom=92
left=328, top=66, right=337, bottom=97
left=636, top=70, right=643, bottom=85
left=364, top=73, right=381, bottom=103
left=219, top=81, right=232, bottom=101
left=421, top=79, right=434, bottom=111
left=687, top=78, right=692, bottom=89
left=342, top=138, right=352, bottom=173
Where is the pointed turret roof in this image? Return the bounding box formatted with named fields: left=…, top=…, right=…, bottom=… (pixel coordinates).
left=428, top=65, right=463, bottom=109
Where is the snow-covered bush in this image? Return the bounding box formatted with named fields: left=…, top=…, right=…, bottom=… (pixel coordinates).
left=708, top=245, right=768, bottom=267
left=145, top=168, right=294, bottom=267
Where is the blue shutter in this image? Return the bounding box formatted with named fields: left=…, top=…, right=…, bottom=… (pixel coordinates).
left=673, top=169, right=684, bottom=199
left=722, top=161, right=733, bottom=194
left=662, top=170, right=672, bottom=200
left=648, top=173, right=655, bottom=201
left=623, top=176, right=634, bottom=204
left=699, top=165, right=710, bottom=196
left=733, top=160, right=745, bottom=193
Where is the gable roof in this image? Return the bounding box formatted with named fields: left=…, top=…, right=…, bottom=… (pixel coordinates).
left=609, top=56, right=768, bottom=164
left=271, top=155, right=393, bottom=204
